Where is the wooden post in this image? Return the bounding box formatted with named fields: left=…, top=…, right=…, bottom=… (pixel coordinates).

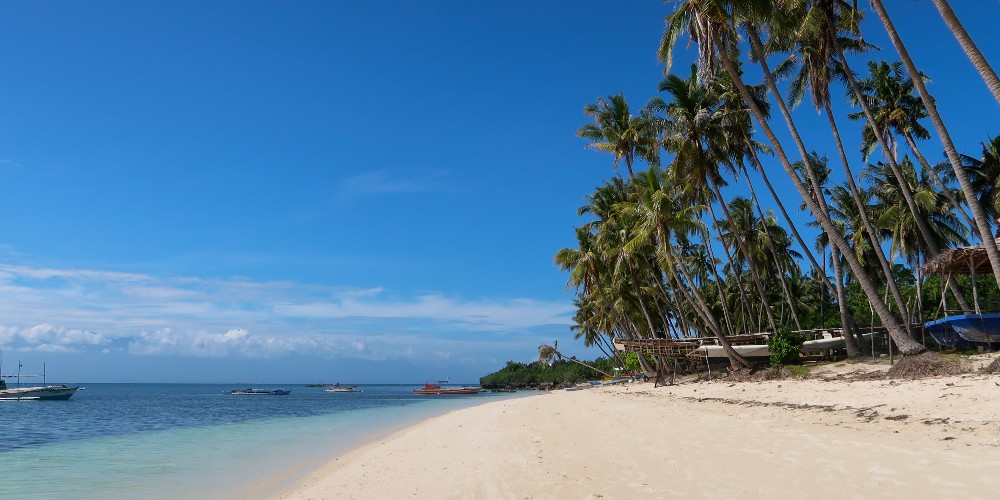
left=889, top=330, right=894, bottom=366
left=971, top=255, right=981, bottom=314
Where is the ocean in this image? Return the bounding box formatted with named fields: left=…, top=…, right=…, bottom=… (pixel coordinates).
left=0, top=383, right=531, bottom=499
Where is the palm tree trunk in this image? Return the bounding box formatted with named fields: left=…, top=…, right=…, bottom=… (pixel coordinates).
left=644, top=256, right=692, bottom=339
left=835, top=43, right=975, bottom=315
left=662, top=268, right=696, bottom=338
left=705, top=202, right=756, bottom=332
left=903, top=132, right=978, bottom=237
left=711, top=179, right=779, bottom=332
left=747, top=148, right=840, bottom=299
left=823, top=99, right=914, bottom=322
left=833, top=62, right=947, bottom=268
left=831, top=245, right=863, bottom=357
left=625, top=258, right=660, bottom=339
left=870, top=0, right=1000, bottom=295
left=725, top=28, right=924, bottom=355
left=697, top=220, right=742, bottom=336
left=741, top=167, right=802, bottom=330
left=661, top=237, right=752, bottom=369
left=930, top=0, right=1000, bottom=107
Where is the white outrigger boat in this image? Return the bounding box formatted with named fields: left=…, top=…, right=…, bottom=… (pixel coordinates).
left=323, top=383, right=362, bottom=393
left=688, top=332, right=876, bottom=358
left=0, top=359, right=79, bottom=401
left=0, top=380, right=79, bottom=400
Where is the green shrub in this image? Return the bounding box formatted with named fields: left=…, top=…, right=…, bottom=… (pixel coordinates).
left=768, top=328, right=805, bottom=367
left=622, top=352, right=653, bottom=373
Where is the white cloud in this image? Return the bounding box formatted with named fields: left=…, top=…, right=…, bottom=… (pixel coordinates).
left=0, top=263, right=573, bottom=361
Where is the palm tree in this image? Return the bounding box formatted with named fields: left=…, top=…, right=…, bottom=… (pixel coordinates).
left=577, top=94, right=662, bottom=183
left=846, top=61, right=954, bottom=266
left=658, top=65, right=778, bottom=334
left=773, top=1, right=913, bottom=329
left=865, top=157, right=969, bottom=271
left=949, top=136, right=1000, bottom=225
left=849, top=60, right=974, bottom=313
left=556, top=228, right=629, bottom=363
left=868, top=0, right=1000, bottom=295
left=929, top=0, right=1000, bottom=107
left=659, top=0, right=925, bottom=355
left=538, top=341, right=614, bottom=378
left=794, top=154, right=864, bottom=354
left=719, top=197, right=804, bottom=330
left=715, top=63, right=847, bottom=316
left=622, top=166, right=754, bottom=369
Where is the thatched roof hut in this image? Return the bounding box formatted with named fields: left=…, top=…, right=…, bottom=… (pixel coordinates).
left=921, top=240, right=999, bottom=276
left=921, top=237, right=1000, bottom=315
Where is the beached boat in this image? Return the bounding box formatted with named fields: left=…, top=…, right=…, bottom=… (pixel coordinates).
left=688, top=332, right=877, bottom=358
left=925, top=314, right=1000, bottom=347
left=226, top=386, right=290, bottom=396
left=690, top=344, right=773, bottom=359
left=0, top=379, right=79, bottom=401
left=324, top=383, right=362, bottom=393
left=412, top=383, right=481, bottom=395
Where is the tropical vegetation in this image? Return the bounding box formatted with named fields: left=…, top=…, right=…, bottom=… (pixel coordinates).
left=556, top=1, right=999, bottom=375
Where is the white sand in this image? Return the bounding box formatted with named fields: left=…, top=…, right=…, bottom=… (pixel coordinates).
left=275, top=360, right=1000, bottom=499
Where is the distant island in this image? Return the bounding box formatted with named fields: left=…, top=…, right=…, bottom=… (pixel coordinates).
left=480, top=358, right=622, bottom=390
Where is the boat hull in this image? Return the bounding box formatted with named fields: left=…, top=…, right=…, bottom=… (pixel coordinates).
left=691, top=344, right=772, bottom=359
left=413, top=384, right=481, bottom=395
left=925, top=314, right=1000, bottom=347
left=227, top=389, right=290, bottom=395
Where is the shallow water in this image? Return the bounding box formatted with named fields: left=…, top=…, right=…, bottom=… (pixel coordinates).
left=0, top=384, right=530, bottom=499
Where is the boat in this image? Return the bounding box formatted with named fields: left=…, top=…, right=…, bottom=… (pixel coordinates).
left=690, top=344, right=773, bottom=359
left=0, top=358, right=79, bottom=401
left=0, top=379, right=79, bottom=401
left=412, top=383, right=482, bottom=395
left=324, top=383, right=362, bottom=393
left=226, top=386, right=290, bottom=395
left=925, top=314, right=1000, bottom=347
left=689, top=332, right=878, bottom=358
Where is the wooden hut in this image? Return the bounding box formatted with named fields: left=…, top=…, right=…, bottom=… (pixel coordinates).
left=921, top=239, right=1000, bottom=347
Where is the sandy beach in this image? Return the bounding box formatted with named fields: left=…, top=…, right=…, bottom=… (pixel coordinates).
left=275, top=358, right=1000, bottom=499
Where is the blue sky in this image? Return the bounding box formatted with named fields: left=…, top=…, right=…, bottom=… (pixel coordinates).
left=0, top=2, right=996, bottom=383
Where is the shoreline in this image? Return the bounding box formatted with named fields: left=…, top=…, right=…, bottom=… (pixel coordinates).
left=274, top=359, right=1000, bottom=499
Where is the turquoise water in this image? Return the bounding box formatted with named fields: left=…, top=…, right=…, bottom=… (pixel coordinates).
left=0, top=384, right=530, bottom=499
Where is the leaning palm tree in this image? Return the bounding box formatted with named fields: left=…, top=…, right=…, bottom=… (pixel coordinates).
left=658, top=65, right=778, bottom=334
left=849, top=60, right=974, bottom=312
left=622, top=166, right=754, bottom=369
left=715, top=61, right=846, bottom=316
left=719, top=197, right=804, bottom=330
left=773, top=1, right=912, bottom=325
left=866, top=157, right=969, bottom=272
left=847, top=61, right=953, bottom=266
left=538, top=341, right=614, bottom=378
left=867, top=0, right=1000, bottom=294
left=795, top=154, right=865, bottom=354
left=928, top=0, right=1000, bottom=107
left=659, top=0, right=925, bottom=355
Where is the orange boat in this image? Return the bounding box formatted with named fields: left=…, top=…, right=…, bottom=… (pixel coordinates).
left=413, top=383, right=482, bottom=395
